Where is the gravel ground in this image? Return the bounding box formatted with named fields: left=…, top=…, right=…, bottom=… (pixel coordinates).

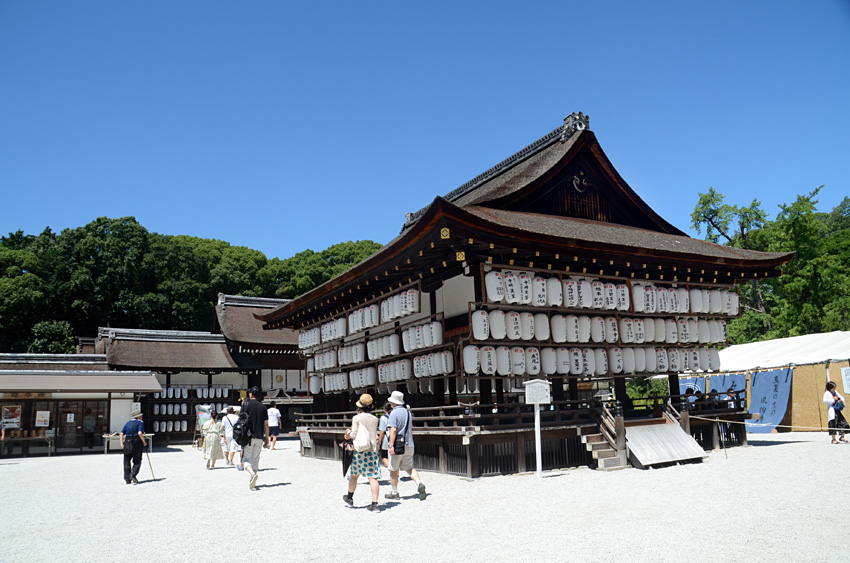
left=1, top=432, right=844, bottom=563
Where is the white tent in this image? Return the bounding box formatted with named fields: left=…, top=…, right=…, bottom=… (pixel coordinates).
left=718, top=331, right=850, bottom=372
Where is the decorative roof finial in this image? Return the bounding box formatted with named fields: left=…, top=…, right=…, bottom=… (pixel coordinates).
left=561, top=112, right=590, bottom=142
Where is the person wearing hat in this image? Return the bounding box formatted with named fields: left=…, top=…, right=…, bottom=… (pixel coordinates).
left=242, top=386, right=269, bottom=490
left=342, top=393, right=380, bottom=511
left=119, top=410, right=147, bottom=485
left=385, top=391, right=426, bottom=501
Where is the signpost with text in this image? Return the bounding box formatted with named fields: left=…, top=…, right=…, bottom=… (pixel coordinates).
left=523, top=379, right=552, bottom=479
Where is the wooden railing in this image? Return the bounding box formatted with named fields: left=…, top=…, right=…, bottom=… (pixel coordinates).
left=297, top=399, right=598, bottom=433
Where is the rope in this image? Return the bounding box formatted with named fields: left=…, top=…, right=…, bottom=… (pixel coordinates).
left=688, top=414, right=844, bottom=433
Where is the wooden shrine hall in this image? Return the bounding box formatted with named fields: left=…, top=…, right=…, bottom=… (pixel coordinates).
left=258, top=112, right=794, bottom=475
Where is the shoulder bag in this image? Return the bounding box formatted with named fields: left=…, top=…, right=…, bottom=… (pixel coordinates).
left=393, top=409, right=411, bottom=455
left=353, top=415, right=372, bottom=452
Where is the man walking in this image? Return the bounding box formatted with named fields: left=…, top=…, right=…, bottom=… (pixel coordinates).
left=385, top=391, right=426, bottom=501
left=242, top=387, right=269, bottom=490
left=222, top=407, right=240, bottom=466
left=119, top=410, right=147, bottom=484
left=267, top=402, right=282, bottom=450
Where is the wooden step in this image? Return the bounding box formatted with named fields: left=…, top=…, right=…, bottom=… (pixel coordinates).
left=581, top=433, right=605, bottom=444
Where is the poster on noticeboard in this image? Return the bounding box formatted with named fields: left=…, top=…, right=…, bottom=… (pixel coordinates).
left=2, top=405, right=22, bottom=429
left=841, top=367, right=850, bottom=395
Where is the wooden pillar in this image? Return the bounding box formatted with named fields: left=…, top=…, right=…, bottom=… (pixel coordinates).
left=495, top=378, right=505, bottom=407
left=516, top=432, right=527, bottom=473
left=439, top=437, right=447, bottom=473
left=449, top=376, right=457, bottom=405
left=479, top=377, right=493, bottom=407
left=434, top=378, right=446, bottom=405
left=667, top=372, right=681, bottom=399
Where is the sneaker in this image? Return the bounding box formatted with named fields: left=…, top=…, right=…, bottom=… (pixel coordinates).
left=125, top=480, right=132, bottom=485
left=342, top=493, right=354, bottom=506
left=418, top=483, right=426, bottom=500
left=367, top=502, right=379, bottom=512
left=384, top=491, right=400, bottom=500
left=132, top=477, right=139, bottom=485
left=249, top=474, right=258, bottom=490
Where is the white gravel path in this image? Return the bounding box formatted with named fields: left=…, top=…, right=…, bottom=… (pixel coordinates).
left=1, top=433, right=844, bottom=563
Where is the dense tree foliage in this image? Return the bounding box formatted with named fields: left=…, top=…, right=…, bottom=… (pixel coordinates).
left=692, top=189, right=850, bottom=344
left=0, top=217, right=381, bottom=352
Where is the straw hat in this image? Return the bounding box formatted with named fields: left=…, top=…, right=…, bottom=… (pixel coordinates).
left=130, top=410, right=143, bottom=419
left=356, top=393, right=373, bottom=408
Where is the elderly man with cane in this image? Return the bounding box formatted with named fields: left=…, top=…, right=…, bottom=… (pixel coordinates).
left=119, top=409, right=147, bottom=485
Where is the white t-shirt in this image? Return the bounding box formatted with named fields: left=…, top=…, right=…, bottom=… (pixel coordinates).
left=222, top=414, right=239, bottom=437
left=268, top=408, right=281, bottom=427
left=824, top=391, right=844, bottom=421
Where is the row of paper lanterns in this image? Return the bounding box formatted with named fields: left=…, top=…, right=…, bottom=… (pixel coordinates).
left=152, top=403, right=189, bottom=416
left=463, top=345, right=722, bottom=376
left=152, top=420, right=189, bottom=433
left=471, top=309, right=727, bottom=345
left=484, top=270, right=739, bottom=316
left=152, top=387, right=231, bottom=400
left=309, top=321, right=446, bottom=372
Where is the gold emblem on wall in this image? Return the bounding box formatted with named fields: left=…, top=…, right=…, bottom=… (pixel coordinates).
left=456, top=251, right=465, bottom=261
left=440, top=227, right=451, bottom=239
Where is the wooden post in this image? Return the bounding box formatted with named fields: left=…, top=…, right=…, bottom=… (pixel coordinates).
left=711, top=418, right=721, bottom=451
left=517, top=431, right=527, bottom=473
left=439, top=436, right=447, bottom=473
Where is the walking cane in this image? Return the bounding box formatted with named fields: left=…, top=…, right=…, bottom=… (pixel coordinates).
left=145, top=446, right=156, bottom=480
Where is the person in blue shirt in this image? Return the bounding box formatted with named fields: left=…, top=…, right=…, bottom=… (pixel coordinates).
left=120, top=410, right=147, bottom=484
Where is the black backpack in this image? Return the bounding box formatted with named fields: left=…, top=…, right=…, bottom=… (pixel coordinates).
left=232, top=411, right=252, bottom=447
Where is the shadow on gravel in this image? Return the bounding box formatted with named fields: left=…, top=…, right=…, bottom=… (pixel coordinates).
left=138, top=478, right=167, bottom=484
left=748, top=439, right=819, bottom=447
left=256, top=482, right=289, bottom=489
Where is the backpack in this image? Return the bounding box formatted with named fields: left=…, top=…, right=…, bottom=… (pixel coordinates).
left=232, top=411, right=252, bottom=447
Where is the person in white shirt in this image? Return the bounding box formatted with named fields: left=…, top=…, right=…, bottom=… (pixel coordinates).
left=823, top=381, right=848, bottom=444
left=267, top=403, right=282, bottom=450
left=221, top=407, right=241, bottom=466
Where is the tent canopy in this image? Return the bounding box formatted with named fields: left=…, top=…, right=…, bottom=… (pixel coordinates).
left=718, top=331, right=850, bottom=372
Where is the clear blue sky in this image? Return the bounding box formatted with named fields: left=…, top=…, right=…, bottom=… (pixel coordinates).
left=2, top=2, right=848, bottom=260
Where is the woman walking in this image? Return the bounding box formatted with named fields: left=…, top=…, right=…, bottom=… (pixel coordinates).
left=823, top=381, right=848, bottom=444
left=342, top=394, right=380, bottom=511
left=203, top=411, right=226, bottom=468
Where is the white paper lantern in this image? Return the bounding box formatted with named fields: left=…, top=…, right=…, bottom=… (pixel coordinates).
left=463, top=345, right=480, bottom=374
left=485, top=270, right=505, bottom=302
left=687, top=318, right=699, bottom=343
left=643, top=347, right=657, bottom=372
left=708, top=320, right=721, bottom=343
left=520, top=312, right=535, bottom=340
left=701, top=289, right=711, bottom=314
left=534, top=313, right=550, bottom=341
left=153, top=421, right=159, bottom=433
left=681, top=347, right=690, bottom=371
left=689, top=288, right=703, bottom=314
left=633, top=318, right=646, bottom=344
left=167, top=387, right=174, bottom=399
left=506, top=312, right=522, bottom=340
left=676, top=287, right=689, bottom=314
left=503, top=270, right=519, bottom=304
left=665, top=318, right=678, bottom=344
left=697, top=319, right=710, bottom=344
left=656, top=287, right=669, bottom=313
left=617, top=283, right=631, bottom=311
left=181, top=403, right=188, bottom=415
left=369, top=304, right=380, bottom=327
left=563, top=279, right=579, bottom=308
left=511, top=347, right=526, bottom=375
left=496, top=346, right=512, bottom=375
left=604, top=283, right=617, bottom=310
left=709, top=347, right=721, bottom=371
left=541, top=348, right=557, bottom=375
left=472, top=310, right=490, bottom=340
left=518, top=272, right=532, bottom=305
left=532, top=277, right=547, bottom=307
left=577, top=316, right=591, bottom=343
left=619, top=318, right=635, bottom=343
left=719, top=319, right=728, bottom=342
left=610, top=347, right=624, bottom=374
left=550, top=314, right=567, bottom=343
left=729, top=292, right=739, bottom=316
left=623, top=347, right=636, bottom=373
left=565, top=348, right=579, bottom=375
left=668, top=288, right=680, bottom=314
left=677, top=318, right=690, bottom=343
left=565, top=315, right=580, bottom=343
left=633, top=347, right=646, bottom=373
left=421, top=323, right=434, bottom=348
left=166, top=421, right=173, bottom=432
left=428, top=353, right=442, bottom=376
left=591, top=281, right=605, bottom=309
left=431, top=321, right=444, bottom=346
left=411, top=358, right=422, bottom=379
left=546, top=278, right=563, bottom=306
left=407, top=289, right=420, bottom=314
left=632, top=283, right=645, bottom=312
left=365, top=366, right=378, bottom=386
left=689, top=348, right=701, bottom=371
left=182, top=420, right=189, bottom=432
left=381, top=299, right=391, bottom=323
left=578, top=279, right=593, bottom=308
left=590, top=316, right=605, bottom=343
left=594, top=349, right=608, bottom=375
left=525, top=347, right=541, bottom=375
left=479, top=346, right=497, bottom=375
left=412, top=325, right=423, bottom=350
left=667, top=348, right=681, bottom=372
left=167, top=404, right=174, bottom=415
left=554, top=347, right=569, bottom=374
left=582, top=348, right=595, bottom=375
left=182, top=387, right=189, bottom=399
left=698, top=347, right=710, bottom=371
left=605, top=317, right=619, bottom=344
left=489, top=310, right=507, bottom=340
left=643, top=285, right=656, bottom=314
left=652, top=319, right=665, bottom=343
left=708, top=290, right=722, bottom=314
left=643, top=316, right=655, bottom=342
left=439, top=351, right=453, bottom=375
left=336, top=317, right=348, bottom=339
left=654, top=348, right=668, bottom=372
left=153, top=404, right=159, bottom=415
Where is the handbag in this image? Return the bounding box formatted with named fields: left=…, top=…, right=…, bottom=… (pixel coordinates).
left=834, top=400, right=845, bottom=412
left=392, top=409, right=411, bottom=455
left=353, top=415, right=372, bottom=452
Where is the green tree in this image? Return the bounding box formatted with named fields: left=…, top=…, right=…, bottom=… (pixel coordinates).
left=274, top=240, right=382, bottom=298
left=28, top=320, right=75, bottom=353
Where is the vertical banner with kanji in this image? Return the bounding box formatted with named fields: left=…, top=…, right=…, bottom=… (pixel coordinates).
left=746, top=368, right=792, bottom=433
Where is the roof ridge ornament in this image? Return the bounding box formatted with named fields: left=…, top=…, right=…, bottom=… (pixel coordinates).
left=561, top=112, right=589, bottom=143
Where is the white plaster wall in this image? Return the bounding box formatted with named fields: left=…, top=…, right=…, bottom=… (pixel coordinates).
left=435, top=273, right=475, bottom=319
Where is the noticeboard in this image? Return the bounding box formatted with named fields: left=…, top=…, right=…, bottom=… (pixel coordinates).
left=524, top=379, right=551, bottom=405
left=297, top=426, right=312, bottom=448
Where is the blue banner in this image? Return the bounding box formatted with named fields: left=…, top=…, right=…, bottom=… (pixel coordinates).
left=708, top=373, right=746, bottom=397
left=679, top=377, right=705, bottom=395
left=746, top=368, right=792, bottom=433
